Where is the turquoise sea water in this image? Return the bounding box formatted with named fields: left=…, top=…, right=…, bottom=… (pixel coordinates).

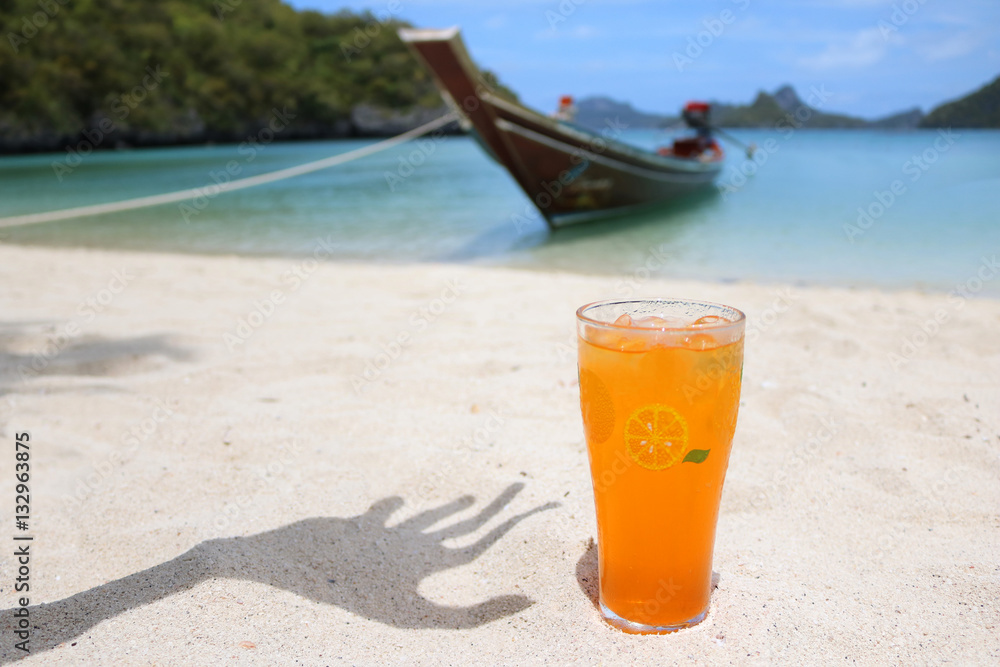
left=1, top=129, right=998, bottom=294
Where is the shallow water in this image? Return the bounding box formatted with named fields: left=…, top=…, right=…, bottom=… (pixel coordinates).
left=1, top=128, right=998, bottom=294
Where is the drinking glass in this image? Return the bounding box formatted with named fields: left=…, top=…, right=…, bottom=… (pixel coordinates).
left=576, top=298, right=745, bottom=633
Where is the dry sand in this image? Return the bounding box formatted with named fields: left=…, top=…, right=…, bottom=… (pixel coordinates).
left=0, top=243, right=997, bottom=665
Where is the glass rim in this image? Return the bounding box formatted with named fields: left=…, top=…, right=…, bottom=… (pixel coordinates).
left=575, top=298, right=746, bottom=333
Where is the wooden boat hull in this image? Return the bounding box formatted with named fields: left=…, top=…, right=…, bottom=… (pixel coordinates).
left=399, top=27, right=723, bottom=228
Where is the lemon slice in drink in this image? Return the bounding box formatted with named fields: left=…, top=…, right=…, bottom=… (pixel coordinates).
left=624, top=404, right=689, bottom=470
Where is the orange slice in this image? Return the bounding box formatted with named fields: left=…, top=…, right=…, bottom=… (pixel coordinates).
left=624, top=404, right=689, bottom=470
left=579, top=369, right=615, bottom=444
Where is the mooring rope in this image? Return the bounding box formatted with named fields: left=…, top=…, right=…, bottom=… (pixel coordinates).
left=0, top=112, right=458, bottom=230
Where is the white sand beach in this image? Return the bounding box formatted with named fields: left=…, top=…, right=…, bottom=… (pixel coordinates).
left=1, top=243, right=998, bottom=665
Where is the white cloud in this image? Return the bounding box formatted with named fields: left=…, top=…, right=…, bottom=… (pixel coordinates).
left=534, top=24, right=599, bottom=41
left=798, top=27, right=894, bottom=69
left=917, top=31, right=982, bottom=62
left=484, top=14, right=508, bottom=29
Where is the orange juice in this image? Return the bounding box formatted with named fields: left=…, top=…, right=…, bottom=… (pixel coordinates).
left=576, top=300, right=745, bottom=633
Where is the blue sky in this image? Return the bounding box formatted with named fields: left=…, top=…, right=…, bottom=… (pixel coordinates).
left=287, top=0, right=1000, bottom=119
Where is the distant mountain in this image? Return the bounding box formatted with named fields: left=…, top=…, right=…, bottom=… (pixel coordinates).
left=771, top=85, right=803, bottom=113
left=920, top=75, right=1000, bottom=129
left=574, top=96, right=676, bottom=130
left=713, top=86, right=868, bottom=128
left=870, top=108, right=925, bottom=130
left=577, top=84, right=942, bottom=132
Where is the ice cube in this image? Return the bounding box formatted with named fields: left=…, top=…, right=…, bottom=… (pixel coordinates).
left=613, top=313, right=634, bottom=326
left=683, top=332, right=719, bottom=350
left=585, top=327, right=623, bottom=350
left=692, top=315, right=730, bottom=326
left=619, top=335, right=649, bottom=352
left=633, top=315, right=688, bottom=329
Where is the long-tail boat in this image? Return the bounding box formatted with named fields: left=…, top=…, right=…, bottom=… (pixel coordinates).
left=399, top=27, right=724, bottom=228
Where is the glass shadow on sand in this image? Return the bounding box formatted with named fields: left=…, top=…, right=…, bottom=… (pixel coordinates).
left=0, top=484, right=556, bottom=662
left=575, top=538, right=721, bottom=614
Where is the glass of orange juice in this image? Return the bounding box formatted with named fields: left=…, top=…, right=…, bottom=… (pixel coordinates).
left=576, top=298, right=745, bottom=633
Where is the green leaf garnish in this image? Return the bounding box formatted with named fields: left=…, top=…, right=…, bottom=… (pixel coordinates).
left=683, top=449, right=710, bottom=464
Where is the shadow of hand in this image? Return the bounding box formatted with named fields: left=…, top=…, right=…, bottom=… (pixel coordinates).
left=0, top=484, right=556, bottom=662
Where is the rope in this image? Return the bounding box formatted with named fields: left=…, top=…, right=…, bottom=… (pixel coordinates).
left=0, top=113, right=458, bottom=230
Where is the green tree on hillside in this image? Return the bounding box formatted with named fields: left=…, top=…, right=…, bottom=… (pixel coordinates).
left=0, top=0, right=445, bottom=148
left=921, top=75, right=1000, bottom=129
